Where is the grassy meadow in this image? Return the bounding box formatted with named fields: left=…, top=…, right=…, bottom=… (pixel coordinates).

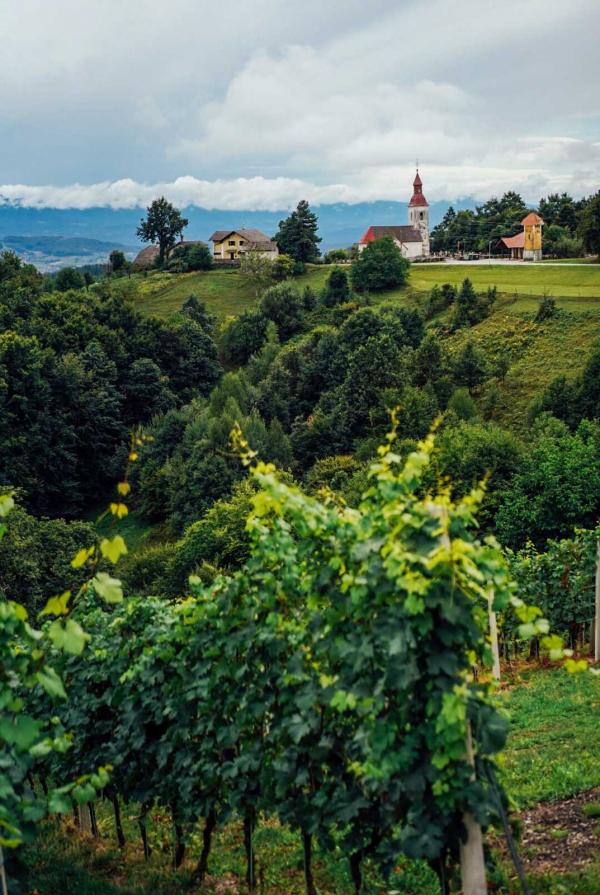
left=124, top=262, right=600, bottom=323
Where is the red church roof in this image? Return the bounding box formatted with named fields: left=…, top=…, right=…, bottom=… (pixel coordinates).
left=408, top=169, right=429, bottom=208
left=359, top=225, right=422, bottom=245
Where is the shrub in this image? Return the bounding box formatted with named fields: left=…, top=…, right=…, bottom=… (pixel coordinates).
left=271, top=254, right=294, bottom=281
left=259, top=282, right=305, bottom=341
left=535, top=295, right=557, bottom=322
left=322, top=267, right=351, bottom=307
left=351, top=236, right=410, bottom=292
left=168, top=242, right=213, bottom=271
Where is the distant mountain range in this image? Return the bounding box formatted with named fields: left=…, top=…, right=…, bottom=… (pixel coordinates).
left=0, top=235, right=138, bottom=272
left=0, top=199, right=476, bottom=270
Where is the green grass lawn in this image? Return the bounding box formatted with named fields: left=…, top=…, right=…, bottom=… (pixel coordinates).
left=17, top=668, right=600, bottom=895
left=127, top=265, right=333, bottom=320
left=501, top=667, right=600, bottom=808
left=409, top=263, right=600, bottom=300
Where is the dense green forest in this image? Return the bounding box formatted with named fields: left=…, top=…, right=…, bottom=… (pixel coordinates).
left=2, top=219, right=600, bottom=895
left=431, top=189, right=600, bottom=256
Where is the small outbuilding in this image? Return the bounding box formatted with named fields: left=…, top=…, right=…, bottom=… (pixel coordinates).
left=499, top=212, right=544, bottom=261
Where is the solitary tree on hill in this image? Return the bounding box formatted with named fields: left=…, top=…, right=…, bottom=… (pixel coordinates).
left=350, top=236, right=410, bottom=292
left=137, top=197, right=189, bottom=266
left=274, top=200, right=321, bottom=263
left=109, top=249, right=127, bottom=273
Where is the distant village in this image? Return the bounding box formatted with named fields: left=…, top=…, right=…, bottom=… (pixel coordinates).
left=133, top=169, right=547, bottom=269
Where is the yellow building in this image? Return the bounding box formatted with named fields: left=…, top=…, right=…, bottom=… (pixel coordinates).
left=209, top=228, right=279, bottom=261
left=522, top=212, right=543, bottom=261
left=499, top=212, right=544, bottom=261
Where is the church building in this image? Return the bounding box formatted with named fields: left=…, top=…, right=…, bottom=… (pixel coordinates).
left=358, top=170, right=430, bottom=259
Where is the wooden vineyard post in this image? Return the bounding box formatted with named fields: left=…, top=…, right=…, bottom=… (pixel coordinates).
left=595, top=538, right=600, bottom=662
left=432, top=502, right=488, bottom=894
left=488, top=590, right=501, bottom=682
left=459, top=725, right=488, bottom=895
left=80, top=804, right=93, bottom=834
left=0, top=846, right=8, bottom=895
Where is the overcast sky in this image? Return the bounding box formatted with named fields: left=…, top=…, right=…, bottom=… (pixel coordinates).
left=1, top=0, right=598, bottom=209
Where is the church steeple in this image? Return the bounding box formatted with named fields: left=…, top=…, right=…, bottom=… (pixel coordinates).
left=408, top=167, right=430, bottom=256
left=409, top=169, right=428, bottom=208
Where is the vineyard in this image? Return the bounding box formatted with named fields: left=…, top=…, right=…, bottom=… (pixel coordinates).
left=2, top=422, right=599, bottom=895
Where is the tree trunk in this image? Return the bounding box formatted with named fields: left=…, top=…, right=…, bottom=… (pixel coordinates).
left=244, top=812, right=257, bottom=890
left=192, top=810, right=217, bottom=886
left=302, top=831, right=318, bottom=895
left=428, top=855, right=451, bottom=895
left=459, top=725, right=488, bottom=895
left=349, top=851, right=362, bottom=895
left=111, top=791, right=126, bottom=848
left=139, top=803, right=151, bottom=860
left=174, top=823, right=185, bottom=869
left=89, top=802, right=99, bottom=838
left=594, top=539, right=600, bottom=661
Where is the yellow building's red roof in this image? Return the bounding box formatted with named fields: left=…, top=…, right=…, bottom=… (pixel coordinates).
left=521, top=212, right=544, bottom=226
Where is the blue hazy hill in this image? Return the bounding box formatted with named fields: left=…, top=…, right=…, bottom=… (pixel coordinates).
left=0, top=199, right=476, bottom=259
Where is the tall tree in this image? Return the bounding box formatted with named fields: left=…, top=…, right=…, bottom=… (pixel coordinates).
left=137, top=197, right=189, bottom=265
left=578, top=191, right=600, bottom=258
left=274, top=200, right=321, bottom=263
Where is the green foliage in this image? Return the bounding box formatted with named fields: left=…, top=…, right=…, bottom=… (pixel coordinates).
left=535, top=295, right=557, bottom=322
left=238, top=249, right=275, bottom=298
left=271, top=253, right=295, bottom=281
left=274, top=200, right=321, bottom=263
left=108, top=250, right=127, bottom=273
left=431, top=192, right=530, bottom=253
left=453, top=340, right=490, bottom=390
left=323, top=248, right=349, bottom=264
left=322, top=266, right=351, bottom=307
left=507, top=529, right=597, bottom=644
left=351, top=236, right=410, bottom=292
left=578, top=190, right=600, bottom=257
left=38, top=431, right=553, bottom=892
left=136, top=197, right=189, bottom=266
left=495, top=417, right=600, bottom=548
left=167, top=242, right=213, bottom=272
left=259, top=282, right=305, bottom=341
left=0, top=268, right=221, bottom=516
left=0, top=493, right=114, bottom=849
left=431, top=420, right=522, bottom=530
left=447, top=388, right=478, bottom=421
left=220, top=309, right=269, bottom=366
left=452, top=278, right=496, bottom=329
left=422, top=283, right=456, bottom=319
left=55, top=267, right=86, bottom=292
left=0, top=506, right=95, bottom=616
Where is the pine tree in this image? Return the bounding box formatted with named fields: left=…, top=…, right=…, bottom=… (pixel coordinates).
left=274, top=200, right=322, bottom=263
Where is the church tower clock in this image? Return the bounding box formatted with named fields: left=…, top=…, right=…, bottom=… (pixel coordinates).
left=408, top=169, right=430, bottom=256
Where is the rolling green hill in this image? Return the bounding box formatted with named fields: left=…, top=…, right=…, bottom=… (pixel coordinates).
left=123, top=262, right=600, bottom=435
left=126, top=262, right=600, bottom=322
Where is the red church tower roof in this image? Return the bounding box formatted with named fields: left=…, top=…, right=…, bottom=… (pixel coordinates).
left=408, top=169, right=429, bottom=208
